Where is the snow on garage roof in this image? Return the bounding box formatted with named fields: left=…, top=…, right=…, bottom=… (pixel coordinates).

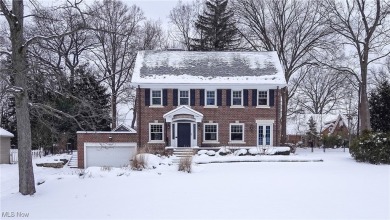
left=0, top=127, right=14, bottom=137
left=131, top=50, right=286, bottom=87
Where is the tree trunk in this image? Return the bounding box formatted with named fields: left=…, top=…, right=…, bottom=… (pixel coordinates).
left=111, top=93, right=117, bottom=129
left=280, top=87, right=288, bottom=144
left=10, top=0, right=36, bottom=195
left=131, top=96, right=137, bottom=129
left=359, top=82, right=371, bottom=132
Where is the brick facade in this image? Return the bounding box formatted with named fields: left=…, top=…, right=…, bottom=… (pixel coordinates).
left=77, top=132, right=137, bottom=168
left=137, top=88, right=281, bottom=150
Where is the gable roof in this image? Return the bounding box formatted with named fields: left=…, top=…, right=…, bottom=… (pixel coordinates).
left=131, top=50, right=286, bottom=88
left=113, top=124, right=136, bottom=133
left=0, top=127, right=14, bottom=137
left=287, top=114, right=347, bottom=135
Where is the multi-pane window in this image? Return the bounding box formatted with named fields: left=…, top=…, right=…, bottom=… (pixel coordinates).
left=206, top=91, right=216, bottom=106
left=258, top=91, right=268, bottom=106
left=149, top=123, right=163, bottom=141
left=230, top=124, right=244, bottom=141
left=179, top=90, right=189, bottom=105
left=151, top=90, right=162, bottom=105
left=204, top=124, right=218, bottom=141
left=232, top=90, right=242, bottom=106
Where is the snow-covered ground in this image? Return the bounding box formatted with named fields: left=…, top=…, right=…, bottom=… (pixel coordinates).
left=1, top=148, right=389, bottom=220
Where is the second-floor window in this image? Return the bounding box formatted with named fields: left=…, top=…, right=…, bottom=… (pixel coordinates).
left=232, top=90, right=242, bottom=106
left=206, top=90, right=216, bottom=106
left=258, top=91, right=268, bottom=106
left=151, top=90, right=162, bottom=105
left=179, top=90, right=189, bottom=105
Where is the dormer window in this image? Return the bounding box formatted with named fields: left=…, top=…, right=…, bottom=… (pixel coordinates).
left=179, top=90, right=189, bottom=105
left=232, top=90, right=242, bottom=106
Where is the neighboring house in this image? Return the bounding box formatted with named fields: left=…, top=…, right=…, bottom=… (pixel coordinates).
left=0, top=127, right=14, bottom=164
left=287, top=113, right=349, bottom=145
left=131, top=50, right=287, bottom=150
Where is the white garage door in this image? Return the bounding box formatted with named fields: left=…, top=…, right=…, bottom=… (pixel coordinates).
left=85, top=143, right=136, bottom=168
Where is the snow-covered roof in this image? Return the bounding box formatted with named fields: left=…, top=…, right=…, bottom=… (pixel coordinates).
left=131, top=50, right=286, bottom=88
left=0, top=127, right=14, bottom=137
left=287, top=114, right=346, bottom=135
left=113, top=124, right=136, bottom=132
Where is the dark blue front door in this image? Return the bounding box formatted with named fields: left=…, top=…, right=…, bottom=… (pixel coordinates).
left=178, top=123, right=191, bottom=147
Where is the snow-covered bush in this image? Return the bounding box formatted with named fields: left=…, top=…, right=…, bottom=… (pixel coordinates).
left=131, top=154, right=161, bottom=170
left=197, top=150, right=208, bottom=155
left=131, top=154, right=146, bottom=171
left=248, top=148, right=260, bottom=155
left=350, top=131, right=390, bottom=164
left=217, top=148, right=231, bottom=156
left=178, top=156, right=192, bottom=173
left=233, top=149, right=247, bottom=156
left=206, top=150, right=216, bottom=156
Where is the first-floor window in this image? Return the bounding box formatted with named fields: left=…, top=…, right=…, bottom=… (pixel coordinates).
left=150, top=123, right=163, bottom=141
left=204, top=123, right=218, bottom=141
left=230, top=124, right=244, bottom=141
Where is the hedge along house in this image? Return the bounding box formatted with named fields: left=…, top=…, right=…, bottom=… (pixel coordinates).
left=131, top=50, right=287, bottom=151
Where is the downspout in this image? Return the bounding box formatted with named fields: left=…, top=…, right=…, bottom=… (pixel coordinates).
left=137, top=85, right=141, bottom=149
left=276, top=86, right=279, bottom=146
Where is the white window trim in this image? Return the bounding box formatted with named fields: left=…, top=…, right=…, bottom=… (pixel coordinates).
left=229, top=123, right=245, bottom=143
left=257, top=90, right=269, bottom=107
left=148, top=123, right=164, bottom=143
left=150, top=89, right=162, bottom=106
left=231, top=90, right=243, bottom=106
left=179, top=90, right=190, bottom=106
left=203, top=123, right=219, bottom=143
left=205, top=90, right=217, bottom=107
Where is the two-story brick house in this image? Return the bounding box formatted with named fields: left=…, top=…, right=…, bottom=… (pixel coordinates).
left=131, top=50, right=287, bottom=151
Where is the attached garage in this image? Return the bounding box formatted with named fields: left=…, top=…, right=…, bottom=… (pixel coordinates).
left=84, top=142, right=136, bottom=168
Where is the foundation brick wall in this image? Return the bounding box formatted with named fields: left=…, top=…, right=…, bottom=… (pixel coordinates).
left=77, top=132, right=137, bottom=168
left=137, top=88, right=281, bottom=150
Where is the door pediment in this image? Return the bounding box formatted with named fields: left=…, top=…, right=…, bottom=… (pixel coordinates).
left=163, top=106, right=203, bottom=122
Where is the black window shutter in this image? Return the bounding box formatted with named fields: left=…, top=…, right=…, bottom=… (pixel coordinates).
left=226, top=89, right=231, bottom=106
left=173, top=89, right=178, bottom=106
left=200, top=89, right=205, bottom=106
left=145, top=88, right=150, bottom=106
left=252, top=89, right=257, bottom=106
left=190, top=89, right=196, bottom=106
left=269, top=89, right=275, bottom=106
left=217, top=89, right=222, bottom=106
left=243, top=89, right=248, bottom=106
left=163, top=89, right=168, bottom=106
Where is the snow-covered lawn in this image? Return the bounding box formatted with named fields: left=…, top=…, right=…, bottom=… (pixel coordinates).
left=1, top=148, right=389, bottom=220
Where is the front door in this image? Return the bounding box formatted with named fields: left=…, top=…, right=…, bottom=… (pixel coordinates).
left=258, top=125, right=272, bottom=147
left=177, top=123, right=191, bottom=147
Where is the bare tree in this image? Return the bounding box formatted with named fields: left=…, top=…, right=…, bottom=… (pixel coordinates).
left=0, top=0, right=88, bottom=195
left=90, top=0, right=144, bottom=129
left=0, top=0, right=36, bottom=195
left=320, top=0, right=390, bottom=132
left=168, top=0, right=201, bottom=50
left=292, top=67, right=349, bottom=114
left=234, top=0, right=334, bottom=144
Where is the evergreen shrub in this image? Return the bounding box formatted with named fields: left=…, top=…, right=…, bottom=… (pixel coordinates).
left=350, top=131, right=390, bottom=164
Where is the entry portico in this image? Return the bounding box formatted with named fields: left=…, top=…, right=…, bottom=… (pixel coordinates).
left=163, top=106, right=203, bottom=148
